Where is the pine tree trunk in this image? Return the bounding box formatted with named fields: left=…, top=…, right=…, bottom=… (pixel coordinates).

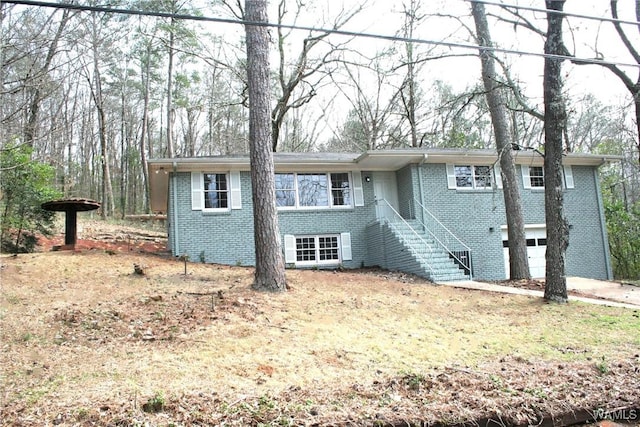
left=543, top=0, right=569, bottom=303
left=245, top=0, right=287, bottom=292
left=90, top=12, right=114, bottom=218
left=166, top=7, right=176, bottom=158
left=139, top=47, right=152, bottom=213
left=471, top=2, right=530, bottom=280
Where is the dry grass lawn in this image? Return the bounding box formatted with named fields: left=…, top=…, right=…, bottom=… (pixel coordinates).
left=1, top=221, right=639, bottom=426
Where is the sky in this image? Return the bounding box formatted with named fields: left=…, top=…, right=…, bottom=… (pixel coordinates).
left=197, top=0, right=638, bottom=105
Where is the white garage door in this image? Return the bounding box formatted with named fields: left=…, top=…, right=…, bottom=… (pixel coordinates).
left=502, top=227, right=547, bottom=279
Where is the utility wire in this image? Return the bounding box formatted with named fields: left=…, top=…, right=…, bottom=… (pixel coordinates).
left=3, top=0, right=640, bottom=69
left=468, top=0, right=640, bottom=27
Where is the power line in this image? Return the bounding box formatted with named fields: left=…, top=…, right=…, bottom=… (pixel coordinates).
left=468, top=0, right=640, bottom=27
left=3, top=0, right=640, bottom=69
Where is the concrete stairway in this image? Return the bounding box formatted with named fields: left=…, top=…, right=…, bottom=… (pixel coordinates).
left=388, top=220, right=471, bottom=282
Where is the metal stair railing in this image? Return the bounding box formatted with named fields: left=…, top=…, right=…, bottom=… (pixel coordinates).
left=410, top=198, right=473, bottom=278
left=376, top=199, right=437, bottom=278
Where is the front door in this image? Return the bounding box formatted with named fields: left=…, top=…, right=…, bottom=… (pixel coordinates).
left=373, top=172, right=399, bottom=220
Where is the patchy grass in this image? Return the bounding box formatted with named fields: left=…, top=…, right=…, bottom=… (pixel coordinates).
left=1, top=221, right=639, bottom=426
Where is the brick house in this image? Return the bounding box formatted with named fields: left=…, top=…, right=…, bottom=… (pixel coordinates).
left=148, top=149, right=617, bottom=282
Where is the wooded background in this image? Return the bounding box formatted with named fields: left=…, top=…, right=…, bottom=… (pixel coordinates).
left=1, top=0, right=638, bottom=278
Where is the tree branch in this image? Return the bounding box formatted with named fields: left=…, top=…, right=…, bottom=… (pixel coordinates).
left=611, top=0, right=640, bottom=65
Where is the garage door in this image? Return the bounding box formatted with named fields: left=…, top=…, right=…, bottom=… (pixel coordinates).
left=502, top=227, right=547, bottom=278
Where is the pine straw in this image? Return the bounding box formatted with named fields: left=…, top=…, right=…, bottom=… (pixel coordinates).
left=1, top=241, right=639, bottom=426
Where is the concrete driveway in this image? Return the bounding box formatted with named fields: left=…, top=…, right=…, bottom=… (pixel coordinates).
left=566, top=277, right=640, bottom=307
left=437, top=277, right=640, bottom=309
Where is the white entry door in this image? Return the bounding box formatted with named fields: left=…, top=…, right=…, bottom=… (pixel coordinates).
left=502, top=226, right=547, bottom=278
left=373, top=172, right=399, bottom=220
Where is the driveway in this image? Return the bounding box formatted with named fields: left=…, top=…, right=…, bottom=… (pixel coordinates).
left=437, top=277, right=640, bottom=309
left=566, top=277, right=640, bottom=307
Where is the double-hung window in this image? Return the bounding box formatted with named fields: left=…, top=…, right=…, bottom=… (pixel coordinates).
left=521, top=165, right=575, bottom=190
left=204, top=173, right=228, bottom=209
left=450, top=165, right=493, bottom=189
left=191, top=171, right=242, bottom=211
left=276, top=172, right=354, bottom=209
left=275, top=173, right=296, bottom=207
left=529, top=166, right=544, bottom=188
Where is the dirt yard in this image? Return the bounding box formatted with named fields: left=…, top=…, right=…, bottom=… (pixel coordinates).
left=1, top=220, right=639, bottom=426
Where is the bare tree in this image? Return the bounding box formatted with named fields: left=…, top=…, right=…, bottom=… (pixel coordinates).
left=244, top=0, right=287, bottom=292
left=84, top=11, right=115, bottom=218
left=223, top=0, right=362, bottom=151
left=543, top=0, right=569, bottom=303
left=471, top=1, right=530, bottom=280
left=23, top=8, right=72, bottom=148
left=397, top=0, right=426, bottom=148
left=136, top=31, right=158, bottom=213
left=329, top=50, right=404, bottom=151
left=270, top=1, right=362, bottom=151
left=604, top=0, right=640, bottom=164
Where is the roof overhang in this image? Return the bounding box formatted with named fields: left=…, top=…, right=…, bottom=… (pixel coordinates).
left=414, top=148, right=622, bottom=166
left=147, top=149, right=621, bottom=213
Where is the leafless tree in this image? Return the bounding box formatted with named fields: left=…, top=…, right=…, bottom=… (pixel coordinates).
left=329, top=50, right=404, bottom=151
left=82, top=11, right=115, bottom=218
left=601, top=0, right=640, bottom=164
left=223, top=0, right=363, bottom=151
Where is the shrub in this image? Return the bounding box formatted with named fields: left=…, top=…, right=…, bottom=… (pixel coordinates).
left=0, top=143, right=61, bottom=252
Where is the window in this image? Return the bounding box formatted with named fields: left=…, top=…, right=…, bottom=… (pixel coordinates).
left=295, top=235, right=340, bottom=264
left=191, top=171, right=241, bottom=211
left=275, top=173, right=296, bottom=207
left=522, top=165, right=575, bottom=190
left=330, top=173, right=351, bottom=206
left=451, top=165, right=492, bottom=189
left=318, top=236, right=340, bottom=261
left=284, top=233, right=352, bottom=266
left=297, top=174, right=329, bottom=207
left=296, top=237, right=317, bottom=262
left=275, top=172, right=353, bottom=209
left=204, top=173, right=228, bottom=209
left=529, top=166, right=544, bottom=188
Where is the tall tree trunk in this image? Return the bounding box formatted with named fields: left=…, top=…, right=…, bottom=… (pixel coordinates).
left=90, top=12, right=114, bottom=218
left=166, top=15, right=176, bottom=158
left=401, top=0, right=420, bottom=148
left=471, top=1, right=531, bottom=280
left=24, top=9, right=70, bottom=148
left=120, top=73, right=127, bottom=219
left=139, top=47, right=152, bottom=213
left=543, top=0, right=569, bottom=303
left=245, top=0, right=287, bottom=292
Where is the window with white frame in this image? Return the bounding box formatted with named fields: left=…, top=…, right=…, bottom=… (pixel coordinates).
left=276, top=172, right=354, bottom=209
left=297, top=235, right=339, bottom=264
left=191, top=171, right=242, bottom=211
left=284, top=233, right=352, bottom=266
left=275, top=173, right=296, bottom=207
left=452, top=165, right=493, bottom=189
left=204, top=173, right=228, bottom=209
left=529, top=166, right=544, bottom=188
left=521, top=165, right=574, bottom=190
